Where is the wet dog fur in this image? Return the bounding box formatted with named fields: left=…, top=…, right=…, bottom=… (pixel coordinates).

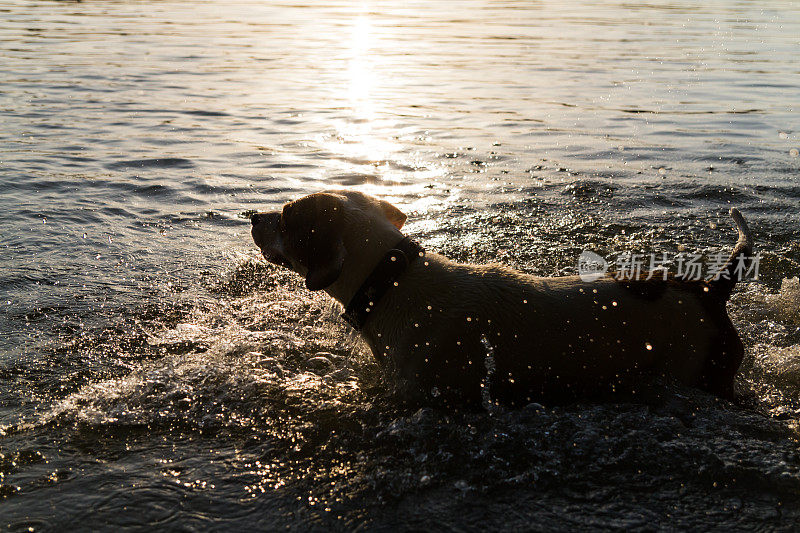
left=250, top=190, right=753, bottom=406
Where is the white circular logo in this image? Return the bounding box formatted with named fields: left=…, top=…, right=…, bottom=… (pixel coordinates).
left=578, top=250, right=608, bottom=282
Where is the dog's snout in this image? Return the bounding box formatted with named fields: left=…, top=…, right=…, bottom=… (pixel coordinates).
left=251, top=212, right=280, bottom=227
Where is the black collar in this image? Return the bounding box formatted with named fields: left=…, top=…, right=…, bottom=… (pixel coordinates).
left=342, top=237, right=424, bottom=330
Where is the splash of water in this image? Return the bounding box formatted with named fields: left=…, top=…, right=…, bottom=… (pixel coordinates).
left=480, top=334, right=499, bottom=414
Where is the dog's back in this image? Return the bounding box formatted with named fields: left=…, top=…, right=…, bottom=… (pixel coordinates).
left=363, top=256, right=744, bottom=406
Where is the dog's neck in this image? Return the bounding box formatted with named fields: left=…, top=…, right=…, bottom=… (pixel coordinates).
left=339, top=237, right=423, bottom=330
left=324, top=232, right=407, bottom=307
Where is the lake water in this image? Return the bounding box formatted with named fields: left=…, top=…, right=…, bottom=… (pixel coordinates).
left=2, top=0, right=800, bottom=529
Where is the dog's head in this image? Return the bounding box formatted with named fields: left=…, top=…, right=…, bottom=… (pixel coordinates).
left=250, top=190, right=407, bottom=295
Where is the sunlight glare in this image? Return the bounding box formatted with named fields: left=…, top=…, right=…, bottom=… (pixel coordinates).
left=348, top=14, right=374, bottom=118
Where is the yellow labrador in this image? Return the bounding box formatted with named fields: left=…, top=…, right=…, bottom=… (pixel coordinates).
left=250, top=190, right=752, bottom=406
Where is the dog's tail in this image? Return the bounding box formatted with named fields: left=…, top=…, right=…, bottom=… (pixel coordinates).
left=707, top=208, right=754, bottom=301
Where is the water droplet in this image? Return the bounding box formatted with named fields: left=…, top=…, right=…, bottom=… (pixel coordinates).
left=454, top=480, right=469, bottom=491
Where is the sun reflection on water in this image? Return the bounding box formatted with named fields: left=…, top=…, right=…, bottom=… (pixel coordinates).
left=348, top=14, right=374, bottom=119
left=318, top=10, right=449, bottom=209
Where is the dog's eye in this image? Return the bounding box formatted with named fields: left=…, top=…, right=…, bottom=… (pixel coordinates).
left=279, top=215, right=295, bottom=236
left=279, top=203, right=295, bottom=232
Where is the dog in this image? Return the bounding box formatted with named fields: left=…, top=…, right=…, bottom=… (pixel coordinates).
left=251, top=190, right=753, bottom=406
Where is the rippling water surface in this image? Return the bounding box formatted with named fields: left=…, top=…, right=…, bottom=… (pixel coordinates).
left=2, top=1, right=800, bottom=530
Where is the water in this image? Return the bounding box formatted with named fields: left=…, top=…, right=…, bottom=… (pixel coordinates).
left=2, top=0, right=800, bottom=529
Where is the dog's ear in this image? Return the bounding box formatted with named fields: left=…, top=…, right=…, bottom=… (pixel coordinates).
left=281, top=193, right=346, bottom=291
left=379, top=199, right=406, bottom=230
